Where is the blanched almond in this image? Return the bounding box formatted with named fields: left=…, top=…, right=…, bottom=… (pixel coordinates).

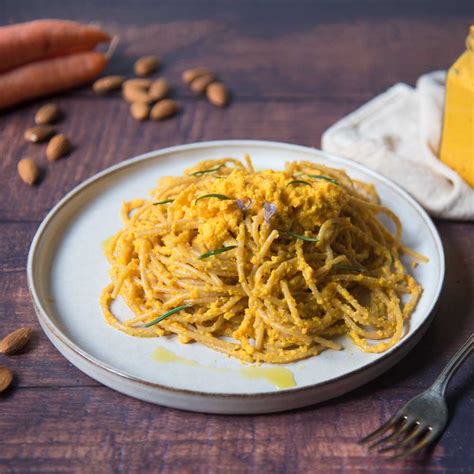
left=46, top=134, right=71, bottom=161
left=130, top=102, right=150, bottom=121
left=134, top=56, right=160, bottom=77
left=34, top=103, right=61, bottom=125
left=92, top=75, right=125, bottom=94
left=150, top=99, right=179, bottom=120
left=148, top=78, right=170, bottom=101
left=207, top=82, right=229, bottom=107
left=0, top=327, right=32, bottom=355
left=123, top=78, right=152, bottom=89
left=182, top=67, right=212, bottom=84
left=123, top=84, right=151, bottom=104
left=0, top=366, right=13, bottom=392
left=18, top=158, right=39, bottom=185
left=24, top=125, right=56, bottom=143
left=190, top=73, right=215, bottom=94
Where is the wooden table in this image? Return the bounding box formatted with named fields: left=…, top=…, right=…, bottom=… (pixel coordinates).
left=1, top=1, right=473, bottom=472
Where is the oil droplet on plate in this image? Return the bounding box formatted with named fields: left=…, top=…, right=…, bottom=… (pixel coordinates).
left=152, top=347, right=198, bottom=366
left=239, top=366, right=296, bottom=389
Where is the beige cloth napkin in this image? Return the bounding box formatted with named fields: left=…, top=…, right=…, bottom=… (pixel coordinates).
left=321, top=71, right=474, bottom=220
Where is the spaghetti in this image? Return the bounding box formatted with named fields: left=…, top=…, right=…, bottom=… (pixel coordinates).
left=100, top=156, right=425, bottom=363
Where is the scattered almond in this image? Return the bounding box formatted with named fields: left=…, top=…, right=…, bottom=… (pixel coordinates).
left=148, top=78, right=170, bottom=101
left=123, top=83, right=152, bottom=104
left=46, top=134, right=71, bottom=161
left=34, top=103, right=61, bottom=125
left=92, top=75, right=125, bottom=94
left=182, top=67, right=213, bottom=84
left=130, top=102, right=150, bottom=121
left=17, top=158, right=39, bottom=185
left=207, top=82, right=229, bottom=107
left=123, top=78, right=152, bottom=89
left=24, top=125, right=56, bottom=143
left=134, top=55, right=160, bottom=77
left=190, top=74, right=216, bottom=94
left=0, top=366, right=13, bottom=393
left=0, top=327, right=32, bottom=355
left=150, top=99, right=179, bottom=120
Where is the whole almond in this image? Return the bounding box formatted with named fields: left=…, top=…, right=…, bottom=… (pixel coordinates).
left=123, top=78, right=152, bottom=89
left=150, top=99, right=179, bottom=120
left=207, top=82, right=229, bottom=107
left=46, top=134, right=71, bottom=161
left=148, top=78, right=170, bottom=101
left=24, top=125, right=56, bottom=143
left=92, top=75, right=125, bottom=94
left=0, top=327, right=32, bottom=355
left=17, top=158, right=39, bottom=185
left=35, top=103, right=61, bottom=125
left=134, top=56, right=160, bottom=77
left=130, top=102, right=150, bottom=121
left=190, top=73, right=216, bottom=94
left=182, top=67, right=213, bottom=84
left=0, top=366, right=13, bottom=392
left=123, top=84, right=152, bottom=104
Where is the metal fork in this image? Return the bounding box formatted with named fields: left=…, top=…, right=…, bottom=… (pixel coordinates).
left=360, top=333, right=474, bottom=460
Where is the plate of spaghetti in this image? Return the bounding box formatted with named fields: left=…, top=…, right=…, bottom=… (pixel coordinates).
left=28, top=141, right=444, bottom=414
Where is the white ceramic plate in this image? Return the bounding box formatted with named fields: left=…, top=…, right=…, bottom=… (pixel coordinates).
left=28, top=141, right=444, bottom=414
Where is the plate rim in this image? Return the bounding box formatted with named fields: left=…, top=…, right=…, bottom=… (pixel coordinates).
left=27, top=139, right=445, bottom=400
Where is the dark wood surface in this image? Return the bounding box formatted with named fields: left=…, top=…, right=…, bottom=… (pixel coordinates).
left=1, top=1, right=473, bottom=472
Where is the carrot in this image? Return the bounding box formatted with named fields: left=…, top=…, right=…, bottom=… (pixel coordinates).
left=0, top=51, right=107, bottom=110
left=0, top=19, right=110, bottom=73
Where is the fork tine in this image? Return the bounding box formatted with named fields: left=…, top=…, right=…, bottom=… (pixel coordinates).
left=388, top=428, right=438, bottom=461
left=370, top=418, right=416, bottom=450
left=378, top=422, right=424, bottom=453
left=359, top=415, right=403, bottom=444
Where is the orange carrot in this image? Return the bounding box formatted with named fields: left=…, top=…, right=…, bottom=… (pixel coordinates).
left=0, top=51, right=107, bottom=110
left=0, top=19, right=110, bottom=73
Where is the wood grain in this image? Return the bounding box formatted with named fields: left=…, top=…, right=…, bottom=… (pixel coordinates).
left=0, top=1, right=473, bottom=472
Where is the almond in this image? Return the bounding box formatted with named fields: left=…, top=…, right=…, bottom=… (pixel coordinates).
left=24, top=125, right=56, bottom=143
left=190, top=73, right=215, bottom=94
left=206, top=82, right=229, bottom=107
left=134, top=55, right=160, bottom=77
left=150, top=99, right=179, bottom=120
left=34, top=103, right=62, bottom=125
left=123, top=83, right=152, bottom=104
left=0, top=366, right=13, bottom=392
left=182, top=67, right=213, bottom=84
left=0, top=327, right=32, bottom=355
left=17, top=158, right=39, bottom=185
left=92, top=75, right=125, bottom=94
left=148, top=78, right=170, bottom=101
left=130, top=102, right=150, bottom=121
left=46, top=134, right=71, bottom=161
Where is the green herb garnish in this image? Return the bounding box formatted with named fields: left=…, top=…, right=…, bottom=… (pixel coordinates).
left=190, top=164, right=225, bottom=176
left=198, top=245, right=238, bottom=260
left=287, top=180, right=312, bottom=187
left=195, top=193, right=231, bottom=204
left=153, top=199, right=174, bottom=205
left=284, top=231, right=319, bottom=242
left=144, top=304, right=193, bottom=328
left=333, top=263, right=364, bottom=272
left=307, top=174, right=338, bottom=185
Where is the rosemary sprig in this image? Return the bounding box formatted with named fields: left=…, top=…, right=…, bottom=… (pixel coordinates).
left=153, top=199, right=174, bottom=205
left=307, top=174, right=338, bottom=185
left=190, top=164, right=225, bottom=176
left=195, top=193, right=231, bottom=204
left=333, top=263, right=364, bottom=272
left=144, top=304, right=193, bottom=328
left=284, top=231, right=319, bottom=242
left=287, top=179, right=312, bottom=187
left=198, top=245, right=238, bottom=260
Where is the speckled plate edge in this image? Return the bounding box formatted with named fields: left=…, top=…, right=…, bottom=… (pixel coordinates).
left=27, top=140, right=445, bottom=414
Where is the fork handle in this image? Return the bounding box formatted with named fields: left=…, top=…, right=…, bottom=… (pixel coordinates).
left=430, top=333, right=474, bottom=396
